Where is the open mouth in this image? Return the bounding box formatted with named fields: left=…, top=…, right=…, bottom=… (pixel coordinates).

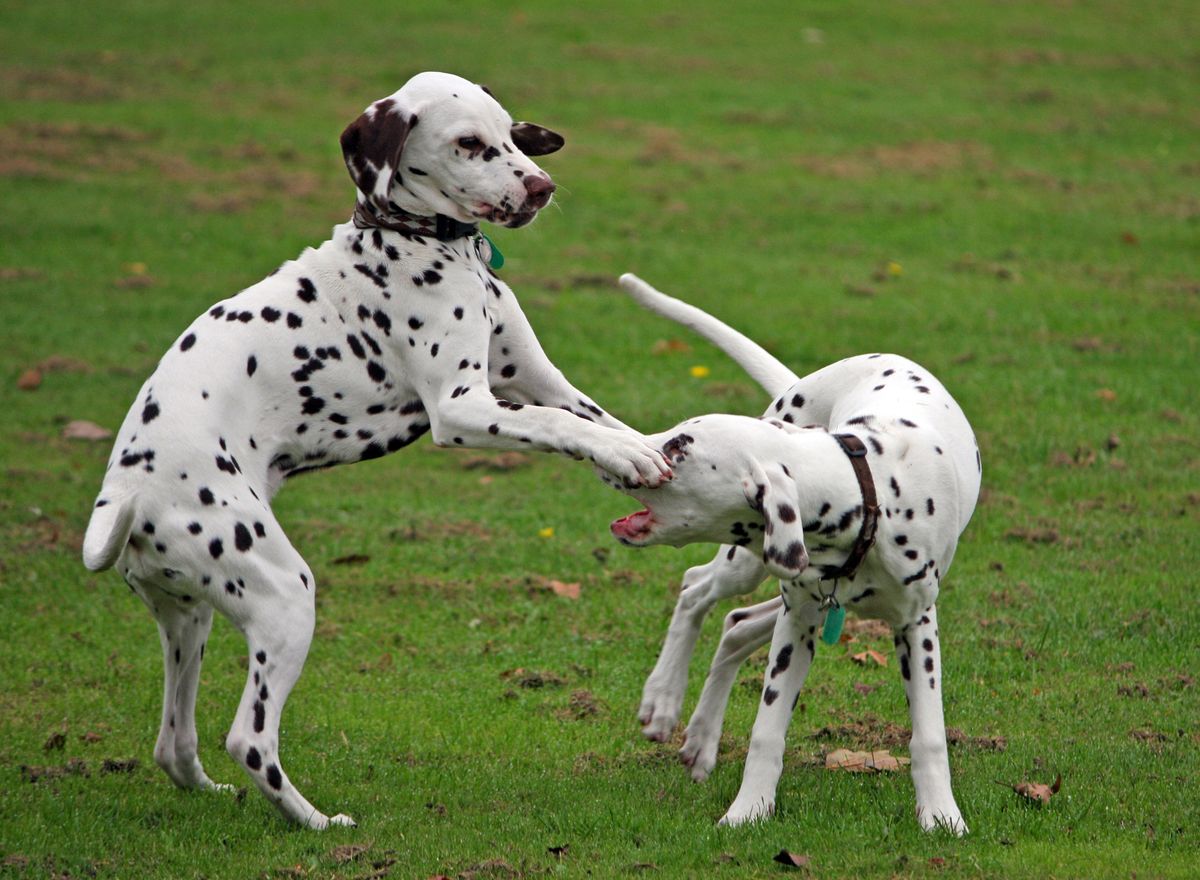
left=610, top=508, right=654, bottom=544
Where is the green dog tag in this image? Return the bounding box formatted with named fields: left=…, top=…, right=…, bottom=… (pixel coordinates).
left=821, top=605, right=846, bottom=646
left=481, top=232, right=504, bottom=270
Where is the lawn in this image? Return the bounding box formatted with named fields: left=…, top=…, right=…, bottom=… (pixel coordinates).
left=1, top=1, right=1197, bottom=878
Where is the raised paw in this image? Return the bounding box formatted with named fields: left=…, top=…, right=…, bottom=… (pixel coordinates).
left=595, top=433, right=672, bottom=489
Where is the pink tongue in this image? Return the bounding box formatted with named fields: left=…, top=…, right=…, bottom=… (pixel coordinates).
left=611, top=508, right=652, bottom=538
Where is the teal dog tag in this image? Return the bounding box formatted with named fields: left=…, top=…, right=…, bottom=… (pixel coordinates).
left=481, top=232, right=504, bottom=270
left=821, top=605, right=846, bottom=646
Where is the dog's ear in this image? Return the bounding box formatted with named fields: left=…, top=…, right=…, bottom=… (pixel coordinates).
left=340, top=98, right=419, bottom=211
left=511, top=121, right=564, bottom=156
left=744, top=461, right=810, bottom=581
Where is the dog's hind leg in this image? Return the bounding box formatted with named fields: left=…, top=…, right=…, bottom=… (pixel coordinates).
left=130, top=579, right=225, bottom=791
left=639, top=546, right=767, bottom=742
left=895, top=603, right=967, bottom=835
left=222, top=552, right=355, bottom=830
left=680, top=596, right=780, bottom=781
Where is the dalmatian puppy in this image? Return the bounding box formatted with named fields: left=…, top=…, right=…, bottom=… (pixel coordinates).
left=80, top=72, right=671, bottom=830
left=602, top=275, right=980, bottom=833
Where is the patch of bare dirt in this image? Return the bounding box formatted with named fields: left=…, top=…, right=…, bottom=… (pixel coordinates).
left=794, top=141, right=991, bottom=179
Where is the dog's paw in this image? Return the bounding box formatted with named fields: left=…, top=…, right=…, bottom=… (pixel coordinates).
left=304, top=811, right=358, bottom=831
left=596, top=434, right=672, bottom=489
left=679, top=726, right=719, bottom=782
left=638, top=691, right=682, bottom=743
left=637, top=697, right=674, bottom=739
left=916, top=803, right=967, bottom=836
left=718, top=795, right=774, bottom=827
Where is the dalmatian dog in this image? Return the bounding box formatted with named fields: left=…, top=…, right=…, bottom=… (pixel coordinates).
left=80, top=72, right=671, bottom=830
left=602, top=275, right=980, bottom=833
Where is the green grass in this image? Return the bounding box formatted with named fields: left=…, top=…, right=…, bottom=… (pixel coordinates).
left=2, top=1, right=1198, bottom=877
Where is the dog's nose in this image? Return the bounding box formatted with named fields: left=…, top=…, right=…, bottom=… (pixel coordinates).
left=523, top=174, right=556, bottom=209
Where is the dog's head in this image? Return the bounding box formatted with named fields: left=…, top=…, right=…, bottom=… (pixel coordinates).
left=340, top=71, right=563, bottom=228
left=602, top=414, right=813, bottom=581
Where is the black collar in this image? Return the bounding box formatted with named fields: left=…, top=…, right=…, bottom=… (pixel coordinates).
left=352, top=201, right=479, bottom=242
left=821, top=433, right=881, bottom=581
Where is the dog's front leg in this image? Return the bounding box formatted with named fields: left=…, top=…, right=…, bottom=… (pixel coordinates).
left=719, top=593, right=823, bottom=826
left=487, top=286, right=637, bottom=432
left=895, top=604, right=967, bottom=834
left=639, top=547, right=767, bottom=742
left=680, top=595, right=780, bottom=781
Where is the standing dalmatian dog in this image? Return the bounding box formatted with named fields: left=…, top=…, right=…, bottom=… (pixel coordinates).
left=81, top=73, right=670, bottom=830
left=603, top=275, right=980, bottom=833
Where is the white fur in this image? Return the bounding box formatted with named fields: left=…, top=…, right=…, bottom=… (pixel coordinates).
left=604, top=276, right=980, bottom=834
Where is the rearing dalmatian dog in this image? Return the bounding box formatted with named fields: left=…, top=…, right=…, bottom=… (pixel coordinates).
left=81, top=72, right=670, bottom=829
left=603, top=275, right=980, bottom=833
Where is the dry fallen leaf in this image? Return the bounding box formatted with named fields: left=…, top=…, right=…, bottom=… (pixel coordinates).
left=825, top=748, right=910, bottom=772
left=999, top=773, right=1061, bottom=804
left=851, top=649, right=888, bottom=667
left=1095, top=388, right=1117, bottom=402
left=17, top=368, right=42, bottom=390
left=62, top=420, right=113, bottom=441
left=852, top=682, right=880, bottom=696
left=651, top=338, right=691, bottom=354
left=548, top=579, right=581, bottom=600
left=772, top=850, right=811, bottom=869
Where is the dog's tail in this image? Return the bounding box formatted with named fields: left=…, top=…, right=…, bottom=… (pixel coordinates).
left=619, top=273, right=799, bottom=398
left=82, top=489, right=136, bottom=572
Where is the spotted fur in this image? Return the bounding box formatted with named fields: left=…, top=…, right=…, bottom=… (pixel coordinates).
left=80, top=73, right=670, bottom=831
left=605, top=275, right=980, bottom=834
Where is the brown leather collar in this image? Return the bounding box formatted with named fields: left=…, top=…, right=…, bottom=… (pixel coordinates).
left=822, top=433, right=881, bottom=581
left=352, top=200, right=479, bottom=242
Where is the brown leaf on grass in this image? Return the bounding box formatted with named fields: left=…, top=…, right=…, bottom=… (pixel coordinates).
left=1105, top=433, right=1121, bottom=451
left=1117, top=682, right=1149, bottom=698
left=547, top=844, right=570, bottom=859
left=80, top=731, right=103, bottom=743
left=331, top=553, right=371, bottom=566
left=17, top=368, right=42, bottom=390
left=329, top=843, right=370, bottom=864
left=1095, top=388, right=1117, bottom=402
left=1130, top=728, right=1170, bottom=744
left=825, top=748, right=909, bottom=772
left=772, top=850, right=811, bottom=869
left=999, top=773, right=1061, bottom=804
left=651, top=338, right=692, bottom=354
left=62, top=420, right=113, bottom=441
left=548, top=579, right=581, bottom=600
left=851, top=649, right=888, bottom=667
left=852, top=682, right=880, bottom=696
left=43, top=730, right=66, bottom=751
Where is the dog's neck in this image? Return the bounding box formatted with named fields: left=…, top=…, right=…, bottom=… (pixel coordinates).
left=352, top=199, right=478, bottom=242
left=777, top=431, right=881, bottom=550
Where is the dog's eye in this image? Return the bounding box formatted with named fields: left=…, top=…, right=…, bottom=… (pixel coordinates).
left=457, top=136, right=484, bottom=151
